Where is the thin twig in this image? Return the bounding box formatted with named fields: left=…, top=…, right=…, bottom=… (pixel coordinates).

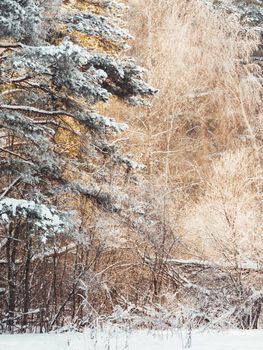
left=0, top=177, right=22, bottom=200
left=0, top=147, right=28, bottom=161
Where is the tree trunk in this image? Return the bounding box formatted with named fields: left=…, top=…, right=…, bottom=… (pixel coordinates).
left=6, top=224, right=19, bottom=333
left=22, top=230, right=32, bottom=329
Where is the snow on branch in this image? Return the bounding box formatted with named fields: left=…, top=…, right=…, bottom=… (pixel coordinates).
left=89, top=0, right=127, bottom=10
left=70, top=181, right=132, bottom=213
left=77, top=112, right=128, bottom=133
left=12, top=39, right=156, bottom=105
left=0, top=112, right=54, bottom=142
left=0, top=197, right=70, bottom=236
left=0, top=0, right=42, bottom=43
left=0, top=105, right=127, bottom=134
left=65, top=12, right=132, bottom=47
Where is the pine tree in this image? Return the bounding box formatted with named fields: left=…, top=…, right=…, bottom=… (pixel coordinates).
left=0, top=0, right=156, bottom=332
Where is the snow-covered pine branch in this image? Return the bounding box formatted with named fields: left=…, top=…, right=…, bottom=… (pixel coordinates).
left=0, top=197, right=71, bottom=237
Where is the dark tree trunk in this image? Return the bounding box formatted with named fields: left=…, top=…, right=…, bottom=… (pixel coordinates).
left=6, top=224, right=19, bottom=333
left=22, top=230, right=32, bottom=329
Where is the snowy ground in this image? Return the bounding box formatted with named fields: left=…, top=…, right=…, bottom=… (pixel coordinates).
left=1, top=328, right=263, bottom=350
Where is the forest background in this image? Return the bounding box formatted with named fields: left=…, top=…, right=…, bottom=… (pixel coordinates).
left=0, top=0, right=262, bottom=333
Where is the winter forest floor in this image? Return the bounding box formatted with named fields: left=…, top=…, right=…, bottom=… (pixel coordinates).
left=1, top=329, right=263, bottom=350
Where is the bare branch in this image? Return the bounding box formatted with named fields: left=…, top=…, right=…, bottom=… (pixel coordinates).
left=0, top=147, right=28, bottom=161
left=0, top=177, right=22, bottom=200
left=0, top=89, right=25, bottom=97
left=0, top=42, right=23, bottom=48
left=0, top=105, right=74, bottom=117
left=10, top=75, right=32, bottom=83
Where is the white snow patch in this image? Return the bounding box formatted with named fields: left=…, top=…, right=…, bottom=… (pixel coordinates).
left=1, top=329, right=263, bottom=350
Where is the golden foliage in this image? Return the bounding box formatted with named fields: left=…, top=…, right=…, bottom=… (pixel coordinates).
left=70, top=30, right=120, bottom=53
